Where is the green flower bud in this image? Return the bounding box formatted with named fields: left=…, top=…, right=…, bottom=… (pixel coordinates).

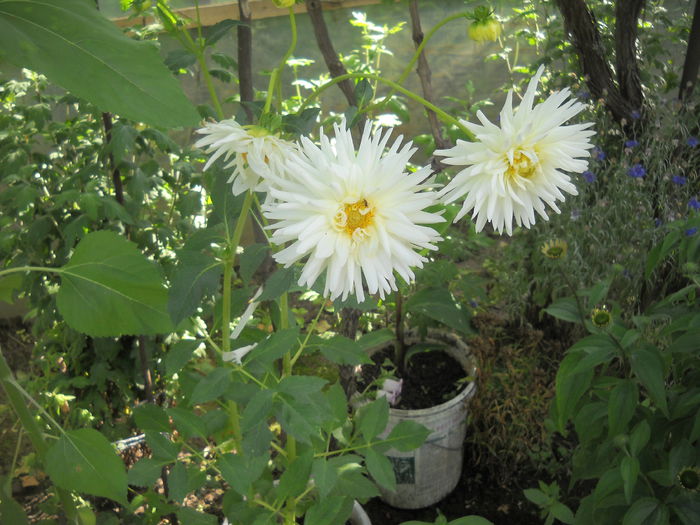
left=678, top=467, right=700, bottom=491
left=273, top=0, right=296, bottom=8
left=591, top=307, right=612, bottom=328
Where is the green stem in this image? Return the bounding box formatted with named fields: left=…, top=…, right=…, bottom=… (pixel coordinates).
left=368, top=11, right=470, bottom=113
left=300, top=72, right=474, bottom=139
left=197, top=53, right=225, bottom=120
left=558, top=265, right=587, bottom=327
left=264, top=7, right=298, bottom=114
left=222, top=191, right=254, bottom=353
left=0, top=346, right=79, bottom=522
left=0, top=265, right=54, bottom=279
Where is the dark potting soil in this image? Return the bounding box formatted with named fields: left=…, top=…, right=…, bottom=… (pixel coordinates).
left=358, top=345, right=467, bottom=410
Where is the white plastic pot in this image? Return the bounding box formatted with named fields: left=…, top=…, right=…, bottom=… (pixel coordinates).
left=349, top=501, right=372, bottom=525
left=369, top=330, right=477, bottom=509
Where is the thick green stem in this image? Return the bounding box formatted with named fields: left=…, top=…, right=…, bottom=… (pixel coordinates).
left=0, top=265, right=53, bottom=279
left=300, top=72, right=474, bottom=139
left=222, top=191, right=254, bottom=352
left=264, top=7, right=298, bottom=114
left=0, top=346, right=78, bottom=522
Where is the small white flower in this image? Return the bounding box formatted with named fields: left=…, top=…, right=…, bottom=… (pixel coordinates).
left=263, top=122, right=444, bottom=302
left=222, top=343, right=256, bottom=365
left=377, top=378, right=403, bottom=406
left=435, top=65, right=595, bottom=235
left=195, top=119, right=297, bottom=195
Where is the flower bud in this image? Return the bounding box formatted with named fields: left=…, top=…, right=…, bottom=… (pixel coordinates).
left=678, top=467, right=700, bottom=491
left=273, top=0, right=295, bottom=7
left=467, top=7, right=502, bottom=42
left=591, top=307, right=612, bottom=328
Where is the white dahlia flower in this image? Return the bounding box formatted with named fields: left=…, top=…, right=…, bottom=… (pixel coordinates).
left=263, top=122, right=444, bottom=302
left=195, top=119, right=297, bottom=195
left=435, top=65, right=595, bottom=235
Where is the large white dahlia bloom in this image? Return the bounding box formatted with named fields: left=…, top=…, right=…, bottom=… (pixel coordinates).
left=195, top=119, right=297, bottom=195
left=435, top=66, right=595, bottom=235
left=263, top=122, right=444, bottom=302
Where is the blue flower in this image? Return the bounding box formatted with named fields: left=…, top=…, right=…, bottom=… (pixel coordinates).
left=672, top=175, right=687, bottom=186
left=690, top=197, right=700, bottom=210
left=654, top=218, right=663, bottom=228
left=628, top=164, right=646, bottom=178
left=688, top=136, right=699, bottom=148
left=631, top=110, right=641, bottom=120
left=582, top=170, right=596, bottom=183
left=625, top=140, right=639, bottom=148
left=592, top=146, right=606, bottom=160
left=686, top=227, right=698, bottom=237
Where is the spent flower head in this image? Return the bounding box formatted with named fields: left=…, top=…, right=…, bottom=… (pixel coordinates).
left=436, top=65, right=594, bottom=235
left=195, top=119, right=298, bottom=195
left=591, top=307, right=612, bottom=328
left=467, top=7, right=502, bottom=42
left=263, top=121, right=444, bottom=302
left=541, top=239, right=568, bottom=259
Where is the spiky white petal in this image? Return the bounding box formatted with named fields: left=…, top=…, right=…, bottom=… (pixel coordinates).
left=195, top=119, right=298, bottom=195
left=435, top=65, right=595, bottom=235
left=263, top=122, right=444, bottom=302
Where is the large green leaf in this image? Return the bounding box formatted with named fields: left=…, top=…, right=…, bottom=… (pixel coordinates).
left=55, top=231, right=173, bottom=336
left=167, top=250, right=222, bottom=325
left=0, top=0, right=199, bottom=127
left=405, top=287, right=472, bottom=334
left=45, top=428, right=128, bottom=504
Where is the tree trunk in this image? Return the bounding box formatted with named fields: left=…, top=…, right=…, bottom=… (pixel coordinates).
left=615, top=0, right=645, bottom=112
left=679, top=0, right=700, bottom=100
left=554, top=0, right=642, bottom=124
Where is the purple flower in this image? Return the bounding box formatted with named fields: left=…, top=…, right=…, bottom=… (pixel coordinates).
left=686, top=227, right=698, bottom=237
left=672, top=175, right=687, bottom=186
left=631, top=110, right=641, bottom=120
left=688, top=136, right=699, bottom=148
left=625, top=140, right=639, bottom=148
left=469, top=299, right=479, bottom=308
left=654, top=218, right=663, bottom=228
left=592, top=146, right=606, bottom=160
left=577, top=90, right=590, bottom=100
left=628, top=164, right=646, bottom=178
left=690, top=197, right=700, bottom=210
left=582, top=170, right=596, bottom=183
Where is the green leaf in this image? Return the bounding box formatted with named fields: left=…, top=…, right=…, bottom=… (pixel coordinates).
left=646, top=230, right=680, bottom=279
left=203, top=19, right=243, bottom=46
left=168, top=250, right=222, bottom=325
left=0, top=273, right=23, bottom=303
left=544, top=296, right=583, bottom=324
left=304, top=496, right=354, bottom=525
left=277, top=449, right=314, bottom=500
left=357, top=328, right=395, bottom=351
left=608, top=380, right=638, bottom=437
left=239, top=244, right=269, bottom=283
left=449, top=518, right=495, bottom=525
left=0, top=484, right=29, bottom=525
left=276, top=376, right=328, bottom=399
left=191, top=367, right=232, bottom=404
left=384, top=420, right=430, bottom=451
left=164, top=339, right=200, bottom=376
left=244, top=328, right=299, bottom=366
left=356, top=397, right=389, bottom=441
left=127, top=458, right=164, bottom=488
left=145, top=431, right=180, bottom=462
left=258, top=267, right=295, bottom=302
left=354, top=79, right=374, bottom=107
left=620, top=456, right=639, bottom=504
left=176, top=508, right=217, bottom=525
left=313, top=335, right=373, bottom=365
left=0, top=0, right=199, bottom=127
left=523, top=488, right=549, bottom=507
left=217, top=453, right=268, bottom=496
left=405, top=287, right=472, bottom=334
left=45, top=428, right=127, bottom=504
left=550, top=503, right=574, bottom=524
left=56, top=231, right=173, bottom=336
left=622, top=497, right=659, bottom=525
left=556, top=351, right=594, bottom=432
left=364, top=447, right=396, bottom=491
left=133, top=404, right=171, bottom=434
left=167, top=407, right=207, bottom=439
left=629, top=420, right=651, bottom=456
left=630, top=344, right=669, bottom=417
left=311, top=458, right=338, bottom=498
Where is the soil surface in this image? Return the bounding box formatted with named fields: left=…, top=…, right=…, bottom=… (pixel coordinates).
left=357, top=345, right=467, bottom=410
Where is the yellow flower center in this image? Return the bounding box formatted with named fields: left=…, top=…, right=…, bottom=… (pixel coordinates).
left=505, top=151, right=538, bottom=181
left=333, top=199, right=375, bottom=240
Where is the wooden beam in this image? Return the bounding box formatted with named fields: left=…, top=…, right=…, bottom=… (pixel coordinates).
left=114, top=0, right=383, bottom=28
